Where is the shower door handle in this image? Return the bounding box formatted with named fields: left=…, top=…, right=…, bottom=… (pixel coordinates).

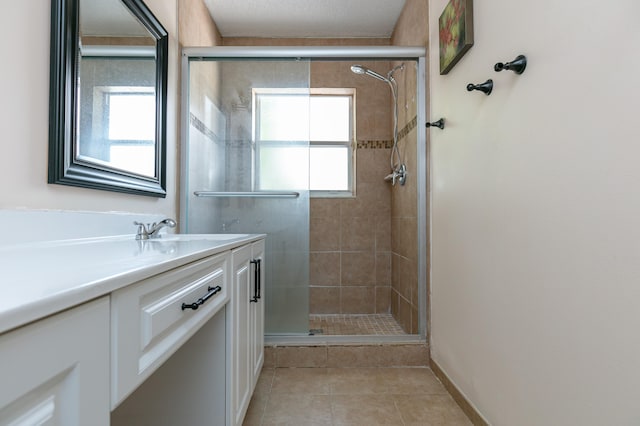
left=250, top=259, right=261, bottom=303
left=194, top=191, right=300, bottom=198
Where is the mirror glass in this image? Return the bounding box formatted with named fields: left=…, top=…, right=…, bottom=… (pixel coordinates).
left=49, top=0, right=168, bottom=197
left=79, top=0, right=157, bottom=177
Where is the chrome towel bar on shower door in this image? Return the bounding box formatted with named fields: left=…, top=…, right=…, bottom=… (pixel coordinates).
left=194, top=191, right=300, bottom=198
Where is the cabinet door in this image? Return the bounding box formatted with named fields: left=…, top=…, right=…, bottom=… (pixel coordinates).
left=0, top=297, right=110, bottom=426
left=251, top=239, right=265, bottom=384
left=230, top=244, right=252, bottom=426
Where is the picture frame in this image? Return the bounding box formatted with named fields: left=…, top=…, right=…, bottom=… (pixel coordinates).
left=439, top=0, right=474, bottom=75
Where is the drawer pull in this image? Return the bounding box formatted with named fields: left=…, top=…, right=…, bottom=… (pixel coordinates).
left=250, top=259, right=261, bottom=303
left=181, top=285, right=222, bottom=310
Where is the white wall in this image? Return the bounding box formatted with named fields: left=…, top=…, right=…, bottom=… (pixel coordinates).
left=428, top=0, right=640, bottom=424
left=0, top=0, right=179, bottom=219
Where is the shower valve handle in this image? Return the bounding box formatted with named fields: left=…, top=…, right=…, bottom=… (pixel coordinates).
left=385, top=164, right=407, bottom=186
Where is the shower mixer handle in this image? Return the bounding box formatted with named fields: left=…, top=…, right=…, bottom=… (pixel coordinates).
left=385, top=164, right=407, bottom=186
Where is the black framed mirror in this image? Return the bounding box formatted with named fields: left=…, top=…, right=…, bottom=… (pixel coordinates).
left=49, top=0, right=168, bottom=197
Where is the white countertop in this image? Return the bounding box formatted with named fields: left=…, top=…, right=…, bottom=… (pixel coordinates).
left=0, top=233, right=264, bottom=334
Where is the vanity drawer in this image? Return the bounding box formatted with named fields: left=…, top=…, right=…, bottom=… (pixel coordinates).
left=110, top=253, right=229, bottom=408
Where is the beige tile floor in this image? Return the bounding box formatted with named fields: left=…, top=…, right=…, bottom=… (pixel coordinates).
left=243, top=367, right=472, bottom=425
left=309, top=314, right=406, bottom=336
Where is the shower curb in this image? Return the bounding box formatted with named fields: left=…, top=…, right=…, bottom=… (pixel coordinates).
left=264, top=342, right=429, bottom=368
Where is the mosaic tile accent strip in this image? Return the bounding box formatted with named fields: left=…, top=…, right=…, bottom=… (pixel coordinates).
left=309, top=313, right=406, bottom=336
left=225, top=139, right=253, bottom=148
left=192, top=114, right=417, bottom=148
left=398, top=115, right=418, bottom=142
left=189, top=121, right=251, bottom=149
left=189, top=112, right=223, bottom=144
left=356, top=115, right=417, bottom=149
left=357, top=140, right=393, bottom=149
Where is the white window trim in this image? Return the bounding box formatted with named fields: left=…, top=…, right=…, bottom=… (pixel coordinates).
left=252, top=87, right=356, bottom=198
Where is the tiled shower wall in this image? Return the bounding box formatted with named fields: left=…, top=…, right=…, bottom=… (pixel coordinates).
left=389, top=62, right=419, bottom=334
left=390, top=0, right=428, bottom=334
left=309, top=59, right=420, bottom=331
left=309, top=147, right=392, bottom=314
left=309, top=61, right=394, bottom=315
left=304, top=61, right=420, bottom=331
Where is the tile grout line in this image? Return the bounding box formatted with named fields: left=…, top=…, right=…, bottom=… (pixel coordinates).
left=328, top=369, right=336, bottom=426
left=256, top=370, right=274, bottom=426
left=393, top=398, right=408, bottom=426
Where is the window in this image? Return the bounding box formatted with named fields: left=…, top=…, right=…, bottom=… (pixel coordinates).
left=105, top=90, right=156, bottom=177
left=107, top=92, right=155, bottom=141
left=254, top=88, right=355, bottom=196
left=80, top=86, right=156, bottom=177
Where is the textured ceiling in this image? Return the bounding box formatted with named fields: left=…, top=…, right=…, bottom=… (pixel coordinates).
left=203, top=0, right=407, bottom=38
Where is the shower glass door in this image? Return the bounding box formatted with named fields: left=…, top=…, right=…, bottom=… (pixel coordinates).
left=184, top=58, right=310, bottom=335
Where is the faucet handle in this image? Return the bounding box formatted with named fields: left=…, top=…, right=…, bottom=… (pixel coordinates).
left=133, top=221, right=150, bottom=240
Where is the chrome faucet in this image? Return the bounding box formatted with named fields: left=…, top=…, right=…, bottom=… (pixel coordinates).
left=134, top=218, right=177, bottom=240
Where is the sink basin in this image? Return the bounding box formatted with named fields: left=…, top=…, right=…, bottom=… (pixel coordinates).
left=154, top=234, right=251, bottom=242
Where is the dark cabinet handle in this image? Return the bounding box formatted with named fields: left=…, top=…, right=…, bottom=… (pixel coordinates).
left=181, top=285, right=222, bottom=310
left=250, top=258, right=262, bottom=303
left=257, top=259, right=261, bottom=299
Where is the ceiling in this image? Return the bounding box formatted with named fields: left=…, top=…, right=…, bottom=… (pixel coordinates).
left=203, top=0, right=407, bottom=38
left=81, top=0, right=152, bottom=37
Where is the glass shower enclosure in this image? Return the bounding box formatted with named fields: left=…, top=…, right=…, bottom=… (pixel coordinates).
left=181, top=46, right=427, bottom=340
left=182, top=58, right=311, bottom=334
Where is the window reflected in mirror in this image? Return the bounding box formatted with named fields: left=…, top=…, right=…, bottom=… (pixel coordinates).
left=79, top=0, right=157, bottom=178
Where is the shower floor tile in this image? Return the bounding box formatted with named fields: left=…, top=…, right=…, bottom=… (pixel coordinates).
left=309, top=313, right=405, bottom=336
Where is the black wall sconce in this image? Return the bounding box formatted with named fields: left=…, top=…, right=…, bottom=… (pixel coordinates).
left=467, top=79, right=493, bottom=95
left=494, top=54, right=527, bottom=74
left=426, top=118, right=445, bottom=129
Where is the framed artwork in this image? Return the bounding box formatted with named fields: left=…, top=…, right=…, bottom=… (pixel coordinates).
left=439, top=0, right=474, bottom=75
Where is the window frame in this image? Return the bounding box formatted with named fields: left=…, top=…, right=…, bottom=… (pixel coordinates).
left=252, top=87, right=356, bottom=197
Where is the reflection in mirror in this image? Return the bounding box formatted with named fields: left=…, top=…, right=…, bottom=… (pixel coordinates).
left=49, top=0, right=168, bottom=196
left=79, top=0, right=156, bottom=177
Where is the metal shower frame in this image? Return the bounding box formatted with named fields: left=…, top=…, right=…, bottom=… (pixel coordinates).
left=180, top=46, right=428, bottom=344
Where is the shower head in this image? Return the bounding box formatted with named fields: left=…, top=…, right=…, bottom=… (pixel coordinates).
left=350, top=64, right=390, bottom=83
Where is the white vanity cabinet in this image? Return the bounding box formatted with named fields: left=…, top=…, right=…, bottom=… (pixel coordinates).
left=230, top=239, right=265, bottom=426
left=0, top=297, right=110, bottom=425
left=0, top=231, right=265, bottom=426
left=110, top=252, right=229, bottom=408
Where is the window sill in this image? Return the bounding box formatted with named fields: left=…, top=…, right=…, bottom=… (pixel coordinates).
left=310, top=191, right=355, bottom=199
